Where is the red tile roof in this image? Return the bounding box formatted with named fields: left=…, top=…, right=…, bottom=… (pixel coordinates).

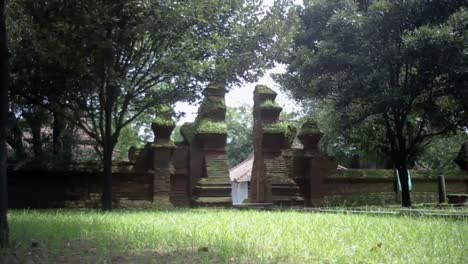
left=229, top=153, right=253, bottom=182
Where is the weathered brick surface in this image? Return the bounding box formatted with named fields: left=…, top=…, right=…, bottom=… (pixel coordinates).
left=205, top=153, right=229, bottom=178
left=8, top=170, right=156, bottom=208
left=251, top=85, right=303, bottom=205
left=303, top=168, right=468, bottom=206
left=191, top=84, right=232, bottom=206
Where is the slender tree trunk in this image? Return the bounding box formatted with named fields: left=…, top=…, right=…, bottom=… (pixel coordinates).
left=396, top=135, right=412, bottom=207
left=52, top=109, right=65, bottom=156
left=0, top=0, right=10, bottom=248
left=396, top=164, right=411, bottom=207
left=393, top=144, right=412, bottom=207
left=101, top=100, right=113, bottom=211
left=30, top=119, right=42, bottom=158
left=385, top=114, right=412, bottom=207
left=101, top=26, right=115, bottom=211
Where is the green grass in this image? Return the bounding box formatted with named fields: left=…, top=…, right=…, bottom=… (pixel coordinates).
left=2, top=209, right=467, bottom=263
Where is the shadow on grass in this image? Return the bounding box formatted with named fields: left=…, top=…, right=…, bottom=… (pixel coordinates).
left=0, top=239, right=270, bottom=264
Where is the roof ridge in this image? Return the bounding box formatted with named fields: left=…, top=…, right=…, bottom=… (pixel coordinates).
left=229, top=152, right=254, bottom=171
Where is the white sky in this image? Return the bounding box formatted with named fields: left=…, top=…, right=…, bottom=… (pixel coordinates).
left=175, top=0, right=304, bottom=124
left=174, top=64, right=302, bottom=124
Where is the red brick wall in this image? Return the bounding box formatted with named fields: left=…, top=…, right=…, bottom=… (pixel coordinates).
left=7, top=169, right=177, bottom=208
left=312, top=170, right=468, bottom=206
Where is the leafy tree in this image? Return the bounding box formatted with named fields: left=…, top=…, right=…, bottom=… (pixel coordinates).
left=6, top=0, right=84, bottom=160
left=114, top=125, right=143, bottom=161
left=0, top=0, right=9, bottom=247
left=226, top=105, right=254, bottom=167
left=419, top=132, right=468, bottom=170
left=171, top=125, right=184, bottom=143
left=8, top=0, right=293, bottom=210
left=278, top=0, right=468, bottom=206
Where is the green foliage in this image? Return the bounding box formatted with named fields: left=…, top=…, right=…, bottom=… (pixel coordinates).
left=7, top=0, right=295, bottom=161
left=278, top=0, right=468, bottom=172
left=419, top=132, right=468, bottom=170
left=284, top=123, right=297, bottom=147
left=170, top=125, right=184, bottom=143
left=312, top=104, right=390, bottom=168
left=114, top=125, right=142, bottom=161
left=226, top=105, right=253, bottom=167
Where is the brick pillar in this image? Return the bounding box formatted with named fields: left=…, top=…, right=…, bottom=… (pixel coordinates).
left=298, top=118, right=336, bottom=206
left=191, top=83, right=232, bottom=207
left=308, top=156, right=336, bottom=206
left=151, top=106, right=176, bottom=208
left=152, top=146, right=174, bottom=208
left=251, top=85, right=303, bottom=205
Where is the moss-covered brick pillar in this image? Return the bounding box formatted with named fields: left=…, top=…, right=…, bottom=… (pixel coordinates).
left=191, top=83, right=232, bottom=207
left=150, top=106, right=176, bottom=208
left=250, top=85, right=303, bottom=205
left=297, top=118, right=336, bottom=206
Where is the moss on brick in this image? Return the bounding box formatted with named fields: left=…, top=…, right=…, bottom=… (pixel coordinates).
left=204, top=83, right=226, bottom=96
left=332, top=169, right=394, bottom=179
left=154, top=117, right=175, bottom=127
left=263, top=121, right=288, bottom=134
left=194, top=119, right=228, bottom=134
left=154, top=104, right=176, bottom=127
left=260, top=100, right=282, bottom=110
left=330, top=169, right=467, bottom=180
left=254, top=85, right=277, bottom=95
left=152, top=142, right=176, bottom=148
left=299, top=118, right=321, bottom=136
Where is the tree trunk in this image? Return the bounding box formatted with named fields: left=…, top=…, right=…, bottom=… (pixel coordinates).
left=0, top=0, right=10, bottom=248
left=52, top=109, right=65, bottom=156
left=396, top=164, right=412, bottom=207
left=101, top=102, right=113, bottom=211
left=101, top=30, right=115, bottom=211
left=384, top=114, right=412, bottom=207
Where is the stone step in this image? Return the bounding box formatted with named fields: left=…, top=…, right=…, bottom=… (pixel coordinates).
left=194, top=185, right=232, bottom=197
left=272, top=184, right=301, bottom=197
left=192, top=196, right=232, bottom=207
left=272, top=196, right=304, bottom=206
left=197, top=177, right=231, bottom=185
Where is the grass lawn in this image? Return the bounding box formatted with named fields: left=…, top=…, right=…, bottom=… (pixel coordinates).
left=1, top=209, right=467, bottom=263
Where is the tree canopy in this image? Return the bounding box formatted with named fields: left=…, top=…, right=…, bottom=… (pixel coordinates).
left=6, top=0, right=294, bottom=210
left=278, top=0, right=468, bottom=206
left=226, top=105, right=254, bottom=167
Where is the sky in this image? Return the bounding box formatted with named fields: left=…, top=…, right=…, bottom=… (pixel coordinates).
left=174, top=0, right=304, bottom=124
left=174, top=64, right=302, bottom=124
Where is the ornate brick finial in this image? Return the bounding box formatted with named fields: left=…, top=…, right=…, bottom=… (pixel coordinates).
left=151, top=105, right=176, bottom=145
left=298, top=118, right=323, bottom=151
